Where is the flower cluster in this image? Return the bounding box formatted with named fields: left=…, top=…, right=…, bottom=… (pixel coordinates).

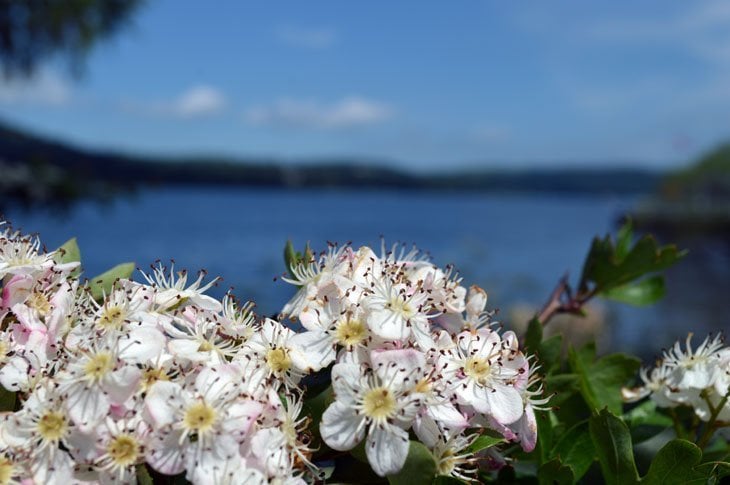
left=282, top=243, right=548, bottom=479
left=0, top=223, right=316, bottom=484
left=623, top=333, right=729, bottom=422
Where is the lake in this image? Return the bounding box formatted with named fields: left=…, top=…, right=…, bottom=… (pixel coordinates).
left=5, top=187, right=727, bottom=357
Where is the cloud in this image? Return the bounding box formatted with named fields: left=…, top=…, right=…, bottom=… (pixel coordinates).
left=123, top=85, right=226, bottom=119
left=246, top=97, right=394, bottom=129
left=275, top=26, right=336, bottom=49
left=172, top=86, right=226, bottom=117
left=0, top=70, right=71, bottom=106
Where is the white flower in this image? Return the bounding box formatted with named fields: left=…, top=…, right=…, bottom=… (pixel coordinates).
left=141, top=263, right=221, bottom=312
left=440, top=329, right=525, bottom=425
left=57, top=338, right=142, bottom=431
left=243, top=319, right=307, bottom=389
left=320, top=349, right=426, bottom=476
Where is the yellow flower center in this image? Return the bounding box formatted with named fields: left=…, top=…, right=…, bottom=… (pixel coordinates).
left=36, top=411, right=68, bottom=442
left=362, top=387, right=396, bottom=421
left=183, top=402, right=217, bottom=433
left=335, top=318, right=368, bottom=347
left=0, top=455, right=15, bottom=485
left=28, top=292, right=51, bottom=316
left=98, top=306, right=126, bottom=331
left=106, top=434, right=140, bottom=467
left=266, top=348, right=292, bottom=374
left=141, top=367, right=170, bottom=391
left=83, top=352, right=114, bottom=382
left=414, top=378, right=432, bottom=394
left=389, top=297, right=414, bottom=318
left=436, top=448, right=457, bottom=476
left=464, top=357, right=491, bottom=385
left=197, top=340, right=214, bottom=352
left=0, top=341, right=8, bottom=363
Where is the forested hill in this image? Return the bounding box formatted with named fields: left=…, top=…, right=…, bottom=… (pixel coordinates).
left=0, top=119, right=661, bottom=200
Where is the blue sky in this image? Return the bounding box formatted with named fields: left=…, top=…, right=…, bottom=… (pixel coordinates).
left=2, top=0, right=730, bottom=171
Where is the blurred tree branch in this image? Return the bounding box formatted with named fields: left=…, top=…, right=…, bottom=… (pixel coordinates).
left=0, top=0, right=145, bottom=77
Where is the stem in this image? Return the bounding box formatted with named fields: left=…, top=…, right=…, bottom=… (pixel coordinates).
left=697, top=391, right=730, bottom=450
left=669, top=407, right=685, bottom=439
left=535, top=274, right=598, bottom=326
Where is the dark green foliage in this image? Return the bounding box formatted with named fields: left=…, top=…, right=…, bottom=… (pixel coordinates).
left=0, top=0, right=144, bottom=76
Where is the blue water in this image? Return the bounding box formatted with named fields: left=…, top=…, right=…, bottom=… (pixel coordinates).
left=5, top=188, right=726, bottom=356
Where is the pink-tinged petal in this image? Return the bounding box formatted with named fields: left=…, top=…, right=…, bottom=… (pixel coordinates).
left=10, top=304, right=46, bottom=332
left=289, top=329, right=336, bottom=372
left=486, top=383, right=524, bottom=425
left=371, top=348, right=426, bottom=387
left=146, top=430, right=187, bottom=475
left=104, top=366, right=141, bottom=405
left=1, top=275, right=33, bottom=309
left=145, top=381, right=183, bottom=428
left=223, top=399, right=263, bottom=439
left=366, top=424, right=410, bottom=477
left=320, top=401, right=365, bottom=451
left=433, top=313, right=465, bottom=334
left=513, top=405, right=538, bottom=452
left=367, top=308, right=409, bottom=341
left=118, top=327, right=166, bottom=364
left=466, top=285, right=488, bottom=318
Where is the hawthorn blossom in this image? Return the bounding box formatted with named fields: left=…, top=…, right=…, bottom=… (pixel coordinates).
left=320, top=349, right=426, bottom=476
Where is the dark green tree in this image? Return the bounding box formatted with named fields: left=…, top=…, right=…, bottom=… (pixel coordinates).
left=0, top=0, right=145, bottom=77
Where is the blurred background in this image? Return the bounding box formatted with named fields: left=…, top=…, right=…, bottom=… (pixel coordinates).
left=0, top=0, right=728, bottom=358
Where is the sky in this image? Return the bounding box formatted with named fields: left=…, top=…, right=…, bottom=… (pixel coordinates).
left=2, top=0, right=730, bottom=171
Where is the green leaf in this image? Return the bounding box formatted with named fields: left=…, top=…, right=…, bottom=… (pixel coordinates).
left=467, top=432, right=505, bottom=453
left=538, top=335, right=564, bottom=374
left=88, top=262, right=135, bottom=301
left=569, top=343, right=640, bottom=414
left=579, top=230, right=686, bottom=295
left=387, top=441, right=437, bottom=485
left=623, top=401, right=673, bottom=443
left=615, top=219, right=634, bottom=262
left=602, top=276, right=666, bottom=306
left=642, top=439, right=707, bottom=485
left=538, top=458, right=574, bottom=485
left=284, top=240, right=298, bottom=276
left=302, top=385, right=334, bottom=450
left=0, top=387, right=16, bottom=412
left=589, top=408, right=640, bottom=485
left=135, top=465, right=154, bottom=485
left=53, top=237, right=81, bottom=276
left=694, top=461, right=730, bottom=482
left=551, top=422, right=595, bottom=480
left=524, top=317, right=543, bottom=353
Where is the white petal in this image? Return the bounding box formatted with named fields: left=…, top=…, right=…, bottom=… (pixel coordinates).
left=0, top=356, right=29, bottom=392
left=146, top=430, right=187, bottom=475
left=331, top=363, right=362, bottom=400
left=66, top=384, right=110, bottom=431
left=145, top=381, right=183, bottom=428
left=104, top=366, right=141, bottom=405
left=486, top=383, right=524, bottom=425
left=366, top=424, right=410, bottom=477
left=289, top=329, right=336, bottom=372
left=367, top=308, right=409, bottom=341
left=119, top=326, right=166, bottom=364
left=320, top=401, right=365, bottom=451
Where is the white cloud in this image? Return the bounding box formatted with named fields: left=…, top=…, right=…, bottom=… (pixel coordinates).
left=246, top=97, right=394, bottom=129
left=173, top=86, right=226, bottom=117
left=275, top=26, right=336, bottom=49
left=0, top=70, right=71, bottom=106
left=123, top=85, right=226, bottom=119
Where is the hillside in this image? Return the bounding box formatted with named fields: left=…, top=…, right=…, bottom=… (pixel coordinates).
left=0, top=119, right=662, bottom=207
